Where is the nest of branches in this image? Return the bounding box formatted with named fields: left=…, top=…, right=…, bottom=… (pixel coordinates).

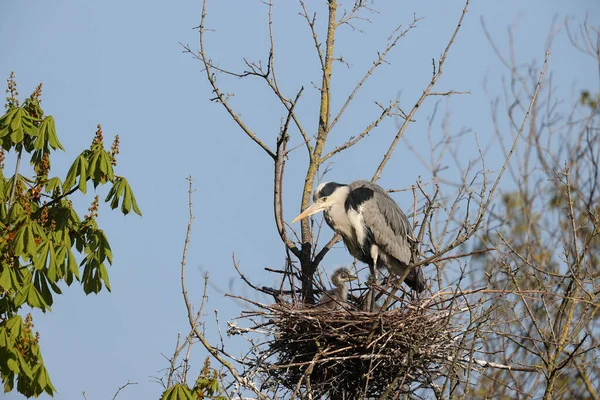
left=237, top=297, right=464, bottom=399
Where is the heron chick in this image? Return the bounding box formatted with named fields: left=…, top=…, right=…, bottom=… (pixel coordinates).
left=318, top=267, right=358, bottom=309
left=292, top=180, right=425, bottom=307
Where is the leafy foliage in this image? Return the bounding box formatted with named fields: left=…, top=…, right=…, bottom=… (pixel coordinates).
left=0, top=73, right=141, bottom=397
left=0, top=314, right=54, bottom=397
left=160, top=358, right=226, bottom=400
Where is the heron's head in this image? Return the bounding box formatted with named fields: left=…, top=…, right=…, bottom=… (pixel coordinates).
left=330, top=267, right=358, bottom=286
left=291, top=182, right=348, bottom=223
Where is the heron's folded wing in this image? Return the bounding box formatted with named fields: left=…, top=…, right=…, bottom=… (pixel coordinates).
left=346, top=183, right=413, bottom=265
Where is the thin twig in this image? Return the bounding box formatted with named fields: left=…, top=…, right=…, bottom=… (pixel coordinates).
left=111, top=381, right=138, bottom=400
left=179, top=175, right=268, bottom=400
left=197, top=0, right=276, bottom=160
left=371, top=0, right=471, bottom=182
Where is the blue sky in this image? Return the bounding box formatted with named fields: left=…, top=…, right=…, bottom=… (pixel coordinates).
left=1, top=0, right=598, bottom=398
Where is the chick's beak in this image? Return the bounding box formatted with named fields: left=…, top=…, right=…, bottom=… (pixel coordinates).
left=291, top=200, right=327, bottom=223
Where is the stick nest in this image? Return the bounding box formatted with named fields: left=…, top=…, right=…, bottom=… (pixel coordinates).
left=236, top=300, right=463, bottom=398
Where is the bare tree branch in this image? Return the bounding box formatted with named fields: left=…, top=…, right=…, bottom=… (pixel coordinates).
left=111, top=381, right=138, bottom=400
left=179, top=176, right=269, bottom=400
left=328, top=18, right=421, bottom=132
left=372, top=0, right=471, bottom=182
left=195, top=0, right=276, bottom=160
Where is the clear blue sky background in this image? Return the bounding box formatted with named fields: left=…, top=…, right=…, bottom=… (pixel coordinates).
left=1, top=0, right=598, bottom=399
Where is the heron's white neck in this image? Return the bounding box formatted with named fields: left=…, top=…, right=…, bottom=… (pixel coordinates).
left=324, top=185, right=353, bottom=239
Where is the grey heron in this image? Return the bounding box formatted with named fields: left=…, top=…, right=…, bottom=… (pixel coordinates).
left=292, top=180, right=425, bottom=308
left=317, top=267, right=358, bottom=309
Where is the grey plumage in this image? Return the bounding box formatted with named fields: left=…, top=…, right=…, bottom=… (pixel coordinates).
left=293, top=180, right=425, bottom=293
left=317, top=267, right=357, bottom=309
left=347, top=181, right=420, bottom=288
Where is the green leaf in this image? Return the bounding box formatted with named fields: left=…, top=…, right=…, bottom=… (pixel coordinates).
left=67, top=247, right=80, bottom=281
left=0, top=107, right=30, bottom=151
left=13, top=285, right=28, bottom=307
left=0, top=264, right=12, bottom=290
left=0, top=108, right=20, bottom=137
left=17, top=352, right=33, bottom=380
left=31, top=116, right=62, bottom=166
left=0, top=265, right=21, bottom=293
left=10, top=221, right=40, bottom=259
left=0, top=169, right=6, bottom=202
left=7, top=198, right=25, bottom=223
left=33, top=363, right=56, bottom=395
left=88, top=150, right=114, bottom=187
left=34, top=240, right=51, bottom=271
left=10, top=109, right=21, bottom=130
left=54, top=242, right=68, bottom=275
left=26, top=223, right=37, bottom=258
left=105, top=178, right=125, bottom=209
left=27, top=283, right=49, bottom=311
left=34, top=271, right=54, bottom=308
left=105, top=177, right=142, bottom=216
left=128, top=185, right=142, bottom=216
left=0, top=326, right=10, bottom=347
left=12, top=224, right=28, bottom=257
left=2, top=108, right=39, bottom=146
left=63, top=154, right=89, bottom=194
left=81, top=260, right=102, bottom=294
left=161, top=384, right=195, bottom=400
left=99, top=263, right=110, bottom=292
left=102, top=152, right=115, bottom=182
left=46, top=244, right=58, bottom=281
left=34, top=119, right=47, bottom=151
left=99, top=152, right=108, bottom=175
left=21, top=110, right=39, bottom=137
left=7, top=356, right=19, bottom=374
left=78, top=158, right=88, bottom=193
left=10, top=125, right=24, bottom=145
left=0, top=123, right=8, bottom=139
left=88, top=150, right=100, bottom=180
left=63, top=159, right=78, bottom=190
left=47, top=278, right=62, bottom=295
left=210, top=379, right=220, bottom=394
left=30, top=220, right=47, bottom=241
left=98, top=230, right=112, bottom=264
left=6, top=315, right=23, bottom=339
left=14, top=283, right=49, bottom=311
left=44, top=176, right=62, bottom=194
left=122, top=182, right=132, bottom=214
left=38, top=116, right=63, bottom=151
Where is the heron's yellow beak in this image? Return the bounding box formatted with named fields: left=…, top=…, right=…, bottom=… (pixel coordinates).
left=291, top=199, right=327, bottom=223
left=347, top=274, right=358, bottom=282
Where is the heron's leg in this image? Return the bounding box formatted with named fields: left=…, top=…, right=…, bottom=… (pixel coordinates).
left=369, top=245, right=379, bottom=312
left=369, top=267, right=378, bottom=312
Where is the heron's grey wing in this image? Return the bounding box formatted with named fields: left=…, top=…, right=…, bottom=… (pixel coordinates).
left=347, top=183, right=413, bottom=265
left=347, top=181, right=426, bottom=292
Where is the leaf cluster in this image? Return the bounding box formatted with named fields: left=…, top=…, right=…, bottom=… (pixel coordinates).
left=0, top=74, right=141, bottom=397
left=161, top=358, right=226, bottom=400
left=0, top=314, right=55, bottom=397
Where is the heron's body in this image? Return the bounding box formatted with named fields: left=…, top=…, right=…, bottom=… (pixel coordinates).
left=294, top=180, right=425, bottom=293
